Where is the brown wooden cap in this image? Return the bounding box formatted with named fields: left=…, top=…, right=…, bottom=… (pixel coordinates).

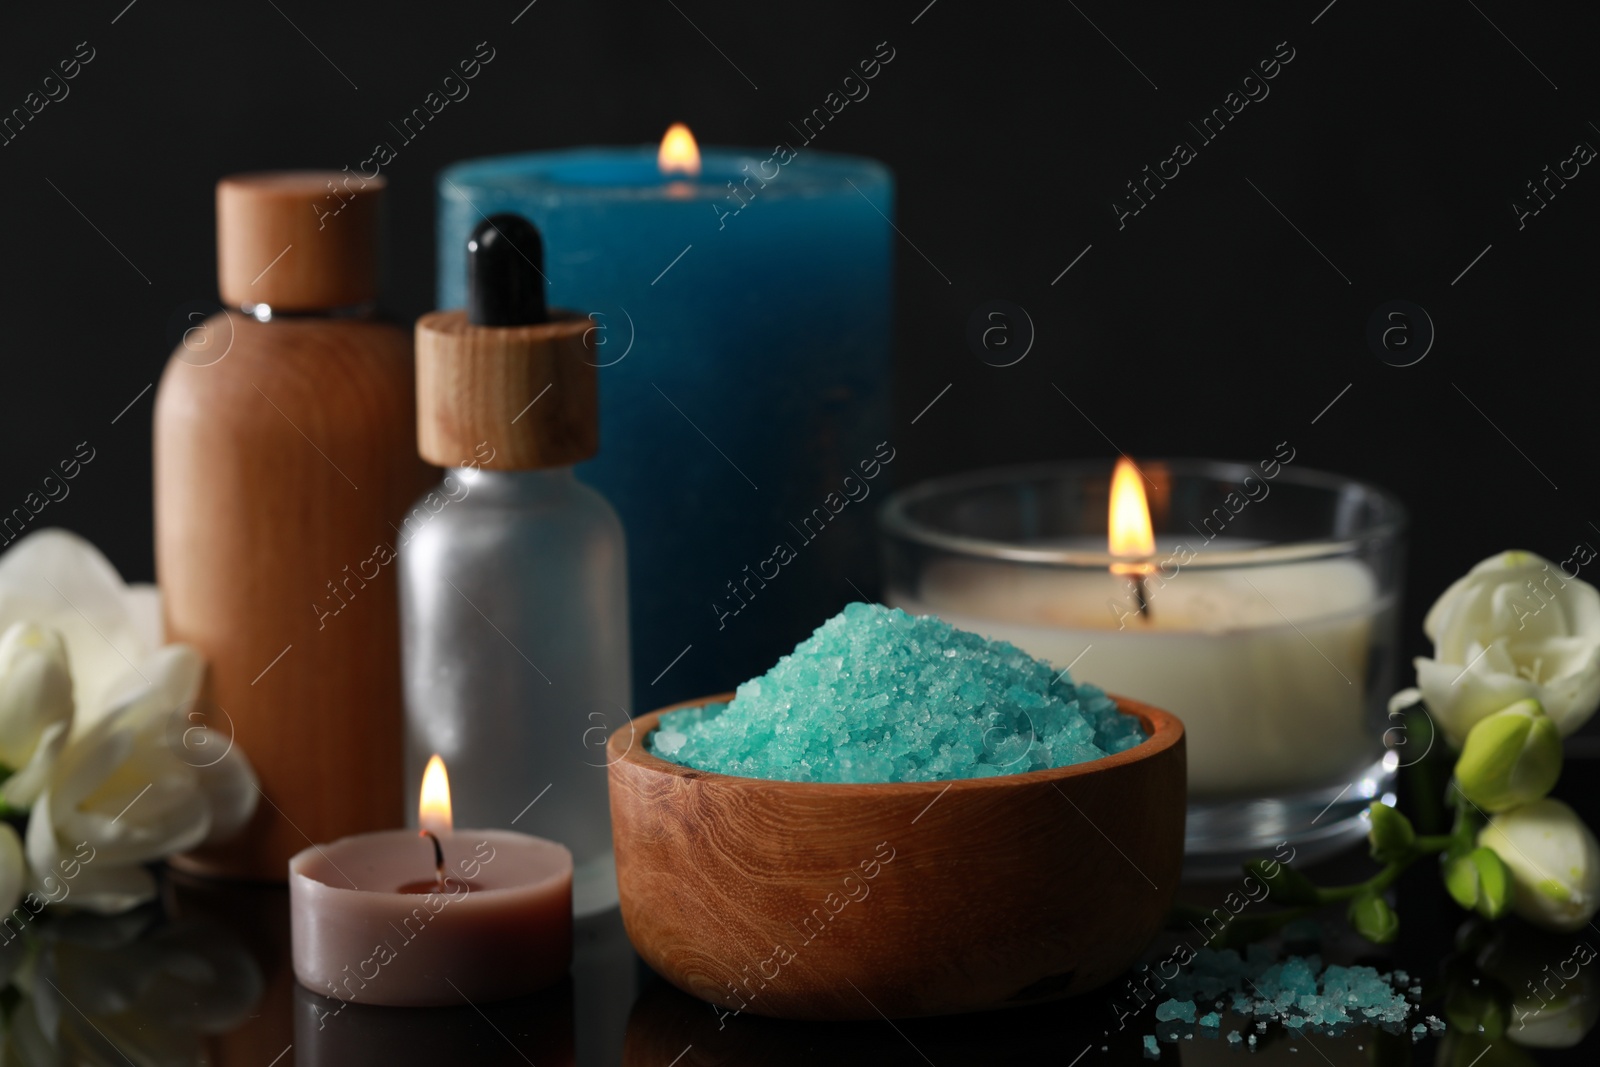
left=216, top=171, right=384, bottom=312
left=416, top=309, right=598, bottom=470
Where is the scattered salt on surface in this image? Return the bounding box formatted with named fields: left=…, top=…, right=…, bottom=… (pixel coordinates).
left=1156, top=999, right=1197, bottom=1023
left=1152, top=948, right=1417, bottom=1037
left=650, top=603, right=1147, bottom=782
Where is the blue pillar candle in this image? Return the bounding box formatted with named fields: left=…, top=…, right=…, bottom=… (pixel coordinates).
left=437, top=139, right=894, bottom=708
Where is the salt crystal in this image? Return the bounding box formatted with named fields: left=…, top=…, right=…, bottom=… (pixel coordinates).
left=1141, top=948, right=1413, bottom=1043
left=653, top=730, right=687, bottom=756
left=1143, top=1035, right=1160, bottom=1058
left=1156, top=999, right=1198, bottom=1023
left=649, top=603, right=1147, bottom=781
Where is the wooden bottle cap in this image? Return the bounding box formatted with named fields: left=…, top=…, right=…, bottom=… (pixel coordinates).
left=216, top=172, right=383, bottom=312
left=415, top=309, right=598, bottom=470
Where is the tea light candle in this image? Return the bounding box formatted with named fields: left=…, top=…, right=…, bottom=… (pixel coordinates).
left=289, top=756, right=572, bottom=1007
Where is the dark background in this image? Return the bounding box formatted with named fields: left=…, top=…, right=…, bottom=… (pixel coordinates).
left=3, top=0, right=1598, bottom=678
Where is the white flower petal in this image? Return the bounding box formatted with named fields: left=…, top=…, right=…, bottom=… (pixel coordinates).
left=1415, top=653, right=1537, bottom=748
left=0, top=530, right=152, bottom=725
left=0, top=621, right=75, bottom=773
left=122, top=583, right=164, bottom=651
left=0, top=718, right=70, bottom=809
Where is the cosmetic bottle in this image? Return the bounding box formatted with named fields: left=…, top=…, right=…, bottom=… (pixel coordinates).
left=404, top=214, right=630, bottom=916
left=155, top=172, right=429, bottom=880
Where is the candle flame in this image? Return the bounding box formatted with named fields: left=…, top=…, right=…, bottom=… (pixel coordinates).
left=418, top=754, right=453, bottom=835
left=1108, top=457, right=1156, bottom=561
left=658, top=123, right=701, bottom=178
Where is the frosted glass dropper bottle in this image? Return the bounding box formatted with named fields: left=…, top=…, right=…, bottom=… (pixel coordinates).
left=402, top=214, right=630, bottom=916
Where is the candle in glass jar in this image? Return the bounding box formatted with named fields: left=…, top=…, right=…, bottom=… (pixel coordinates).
left=891, top=459, right=1390, bottom=797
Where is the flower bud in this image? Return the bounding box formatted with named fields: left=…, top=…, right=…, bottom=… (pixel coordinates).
left=1477, top=799, right=1600, bottom=932
left=1367, top=802, right=1417, bottom=863
left=1349, top=891, right=1399, bottom=943
left=1455, top=699, right=1563, bottom=813
left=1444, top=846, right=1512, bottom=919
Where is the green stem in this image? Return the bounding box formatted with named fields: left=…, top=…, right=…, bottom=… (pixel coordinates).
left=1312, top=831, right=1460, bottom=904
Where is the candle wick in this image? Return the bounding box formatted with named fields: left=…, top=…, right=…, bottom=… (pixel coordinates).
left=1134, top=572, right=1151, bottom=620
left=420, top=829, right=445, bottom=888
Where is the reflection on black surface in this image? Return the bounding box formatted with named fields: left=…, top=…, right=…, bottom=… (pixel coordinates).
left=573, top=904, right=643, bottom=1067
left=4, top=906, right=262, bottom=1064
left=293, top=979, right=574, bottom=1067
left=623, top=975, right=1150, bottom=1066
left=0, top=759, right=1595, bottom=1064
left=1443, top=919, right=1598, bottom=1053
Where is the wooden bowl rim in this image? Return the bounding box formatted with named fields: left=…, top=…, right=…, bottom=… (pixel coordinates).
left=607, top=692, right=1183, bottom=795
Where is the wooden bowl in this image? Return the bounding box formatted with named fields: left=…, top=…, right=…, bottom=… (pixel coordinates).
left=606, top=693, right=1186, bottom=1020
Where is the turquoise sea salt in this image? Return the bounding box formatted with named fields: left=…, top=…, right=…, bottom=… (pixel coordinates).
left=1142, top=1035, right=1160, bottom=1057
left=1153, top=948, right=1414, bottom=1033
left=1198, top=1012, right=1221, bottom=1028
left=650, top=603, right=1147, bottom=782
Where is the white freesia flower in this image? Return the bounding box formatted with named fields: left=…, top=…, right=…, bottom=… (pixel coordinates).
left=1415, top=550, right=1600, bottom=747
left=1478, top=798, right=1600, bottom=933
left=0, top=529, right=259, bottom=914
left=0, top=622, right=74, bottom=810
left=26, top=645, right=258, bottom=914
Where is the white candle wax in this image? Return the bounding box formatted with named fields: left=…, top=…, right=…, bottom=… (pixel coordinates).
left=894, top=548, right=1389, bottom=797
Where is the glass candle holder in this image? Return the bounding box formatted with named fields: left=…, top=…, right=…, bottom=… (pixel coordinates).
left=880, top=458, right=1406, bottom=876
